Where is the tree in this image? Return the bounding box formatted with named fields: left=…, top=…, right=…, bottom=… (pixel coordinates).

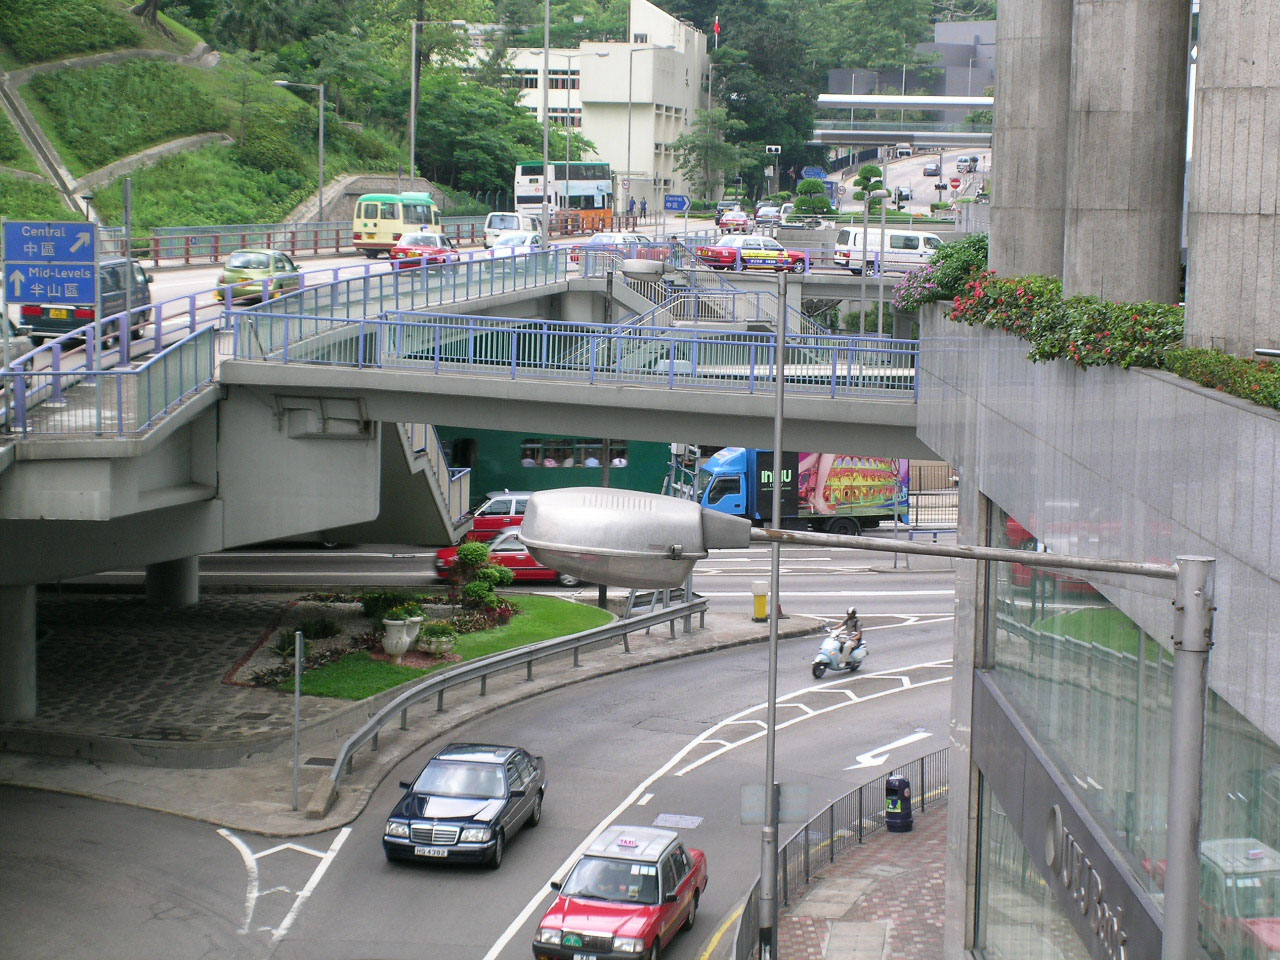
left=670, top=108, right=748, bottom=201
left=130, top=0, right=175, bottom=39
left=215, top=0, right=300, bottom=51
left=850, top=163, right=884, bottom=207
left=792, top=177, right=833, bottom=217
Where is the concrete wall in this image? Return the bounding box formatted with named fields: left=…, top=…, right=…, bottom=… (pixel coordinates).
left=1184, top=0, right=1280, bottom=356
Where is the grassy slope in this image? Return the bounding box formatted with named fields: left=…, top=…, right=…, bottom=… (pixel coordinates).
left=0, top=108, right=40, bottom=174
left=0, top=174, right=70, bottom=218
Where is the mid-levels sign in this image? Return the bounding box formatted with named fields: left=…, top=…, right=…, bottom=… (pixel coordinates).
left=3, top=219, right=98, bottom=307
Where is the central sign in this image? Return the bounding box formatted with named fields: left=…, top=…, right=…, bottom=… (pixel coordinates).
left=3, top=219, right=99, bottom=307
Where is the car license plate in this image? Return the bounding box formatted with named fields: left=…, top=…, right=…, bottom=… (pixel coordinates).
left=572, top=954, right=597, bottom=960
left=48, top=308, right=69, bottom=319
left=413, top=846, right=448, bottom=857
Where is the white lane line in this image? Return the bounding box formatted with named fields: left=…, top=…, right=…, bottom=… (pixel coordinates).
left=271, top=827, right=350, bottom=942
left=218, top=829, right=260, bottom=935
left=845, top=731, right=934, bottom=770
left=636, top=793, right=654, bottom=806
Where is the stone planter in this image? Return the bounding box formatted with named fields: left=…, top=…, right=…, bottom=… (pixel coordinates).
left=422, top=636, right=456, bottom=657
left=381, top=617, right=423, bottom=665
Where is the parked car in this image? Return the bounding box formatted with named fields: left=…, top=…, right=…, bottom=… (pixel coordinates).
left=465, top=491, right=530, bottom=541
left=779, top=202, right=796, bottom=223
left=20, top=257, right=152, bottom=345
left=214, top=248, right=300, bottom=303
left=714, top=200, right=743, bottom=226
left=569, top=231, right=647, bottom=263
left=717, top=209, right=753, bottom=233
left=382, top=743, right=546, bottom=869
left=483, top=232, right=542, bottom=259
left=389, top=231, right=460, bottom=268
left=695, top=234, right=807, bottom=272
left=437, top=529, right=583, bottom=586
left=533, top=825, right=708, bottom=960
left=922, top=161, right=941, bottom=178
left=754, top=205, right=781, bottom=226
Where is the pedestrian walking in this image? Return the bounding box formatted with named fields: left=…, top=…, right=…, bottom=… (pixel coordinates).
left=639, top=198, right=648, bottom=221
left=628, top=196, right=636, bottom=216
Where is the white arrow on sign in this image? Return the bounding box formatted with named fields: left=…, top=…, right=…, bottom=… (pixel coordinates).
left=71, top=231, right=91, bottom=253
left=845, top=730, right=933, bottom=770
left=8, top=269, right=25, bottom=296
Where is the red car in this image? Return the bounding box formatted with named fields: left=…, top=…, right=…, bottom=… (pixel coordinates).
left=437, top=529, right=582, bottom=586
left=389, top=231, right=460, bottom=268
left=534, top=825, right=708, bottom=960
left=717, top=209, right=753, bottom=233
left=1004, top=517, right=1098, bottom=595
left=696, top=234, right=808, bottom=272
left=464, top=491, right=530, bottom=542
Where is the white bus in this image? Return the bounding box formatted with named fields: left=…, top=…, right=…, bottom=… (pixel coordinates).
left=514, top=161, right=614, bottom=228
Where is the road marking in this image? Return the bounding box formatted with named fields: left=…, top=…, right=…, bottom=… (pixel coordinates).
left=699, top=901, right=745, bottom=960
left=218, top=827, right=350, bottom=942
left=636, top=793, right=654, bottom=806
left=845, top=731, right=934, bottom=769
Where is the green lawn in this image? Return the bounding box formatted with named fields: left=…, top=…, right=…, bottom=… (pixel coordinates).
left=282, top=594, right=614, bottom=700
left=1037, top=606, right=1144, bottom=658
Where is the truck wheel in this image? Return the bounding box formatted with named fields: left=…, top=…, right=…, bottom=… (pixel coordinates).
left=811, top=662, right=828, bottom=679
left=828, top=517, right=861, bottom=536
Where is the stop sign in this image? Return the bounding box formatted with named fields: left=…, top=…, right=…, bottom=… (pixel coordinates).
left=949, top=177, right=962, bottom=189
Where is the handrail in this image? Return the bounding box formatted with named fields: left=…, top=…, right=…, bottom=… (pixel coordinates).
left=328, top=596, right=709, bottom=785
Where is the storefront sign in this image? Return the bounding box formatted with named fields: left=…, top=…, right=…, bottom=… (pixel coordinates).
left=1046, top=804, right=1130, bottom=960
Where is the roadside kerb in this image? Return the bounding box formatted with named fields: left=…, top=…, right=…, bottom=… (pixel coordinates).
left=310, top=597, right=708, bottom=816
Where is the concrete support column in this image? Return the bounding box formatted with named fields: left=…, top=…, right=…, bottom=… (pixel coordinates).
left=988, top=0, right=1073, bottom=277
left=1062, top=0, right=1189, bottom=302
left=1184, top=0, right=1280, bottom=356
left=0, top=585, right=37, bottom=721
left=145, top=556, right=199, bottom=608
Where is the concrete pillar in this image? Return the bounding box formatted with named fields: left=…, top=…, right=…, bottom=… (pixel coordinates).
left=1184, top=1, right=1280, bottom=356
left=0, top=585, right=37, bottom=721
left=988, top=0, right=1073, bottom=277
left=145, top=556, right=199, bottom=607
left=1061, top=0, right=1189, bottom=302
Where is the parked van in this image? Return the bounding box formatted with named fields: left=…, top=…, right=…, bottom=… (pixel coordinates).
left=19, top=257, right=152, bottom=344
left=353, top=192, right=440, bottom=258
left=832, top=227, right=943, bottom=275
left=484, top=212, right=541, bottom=249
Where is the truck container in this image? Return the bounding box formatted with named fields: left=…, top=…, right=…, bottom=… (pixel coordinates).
left=695, top=448, right=908, bottom=535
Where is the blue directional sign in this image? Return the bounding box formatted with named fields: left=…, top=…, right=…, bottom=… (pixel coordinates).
left=3, top=219, right=98, bottom=307
left=800, top=165, right=827, bottom=181
left=664, top=194, right=691, bottom=213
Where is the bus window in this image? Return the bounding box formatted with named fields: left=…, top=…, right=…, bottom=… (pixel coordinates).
left=380, top=202, right=398, bottom=219
left=361, top=202, right=379, bottom=219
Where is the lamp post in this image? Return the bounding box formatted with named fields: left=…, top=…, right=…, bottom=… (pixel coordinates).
left=625, top=44, right=675, bottom=222
left=967, top=57, right=977, bottom=97
left=408, top=20, right=467, bottom=185
left=871, top=188, right=890, bottom=334
left=540, top=0, right=550, bottom=248
left=549, top=52, right=608, bottom=220
left=274, top=80, right=325, bottom=221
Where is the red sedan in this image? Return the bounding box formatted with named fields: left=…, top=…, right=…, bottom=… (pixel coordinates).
left=534, top=825, right=708, bottom=960
left=436, top=529, right=582, bottom=586
left=717, top=209, right=753, bottom=233
left=696, top=234, right=808, bottom=272
left=390, top=231, right=460, bottom=268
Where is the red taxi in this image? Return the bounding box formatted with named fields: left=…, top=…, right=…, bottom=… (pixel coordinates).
left=717, top=209, right=752, bottom=233
left=464, top=491, right=529, bottom=542
left=389, top=231, right=460, bottom=268
left=437, top=529, right=582, bottom=586
left=696, top=235, right=808, bottom=272
left=534, top=825, right=707, bottom=960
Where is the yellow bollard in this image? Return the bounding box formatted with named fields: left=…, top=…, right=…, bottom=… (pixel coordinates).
left=752, top=581, right=769, bottom=622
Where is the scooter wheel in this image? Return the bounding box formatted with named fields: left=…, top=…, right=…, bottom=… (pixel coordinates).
left=811, top=662, right=828, bottom=679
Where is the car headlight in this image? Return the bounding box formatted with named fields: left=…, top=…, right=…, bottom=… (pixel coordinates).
left=535, top=928, right=562, bottom=945
left=613, top=937, right=646, bottom=953
left=461, top=827, right=491, bottom=843
left=385, top=820, right=410, bottom=838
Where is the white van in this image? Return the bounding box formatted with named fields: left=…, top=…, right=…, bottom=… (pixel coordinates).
left=832, top=227, right=943, bottom=274
left=895, top=143, right=913, bottom=158
left=484, top=212, right=541, bottom=248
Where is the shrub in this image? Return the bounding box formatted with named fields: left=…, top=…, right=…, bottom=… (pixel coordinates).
left=359, top=590, right=415, bottom=621
left=384, top=603, right=423, bottom=621
left=0, top=174, right=69, bottom=220
left=1163, top=349, right=1280, bottom=411
left=234, top=128, right=305, bottom=173
left=270, top=631, right=313, bottom=662
left=297, top=616, right=340, bottom=639
left=419, top=619, right=456, bottom=639
left=461, top=580, right=497, bottom=608
left=0, top=0, right=142, bottom=63
left=928, top=233, right=988, bottom=300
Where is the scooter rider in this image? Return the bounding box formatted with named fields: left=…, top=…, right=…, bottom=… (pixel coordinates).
left=838, top=607, right=863, bottom=665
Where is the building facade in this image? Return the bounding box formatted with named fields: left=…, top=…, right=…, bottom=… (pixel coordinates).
left=927, top=0, right=1280, bottom=958
left=507, top=0, right=708, bottom=214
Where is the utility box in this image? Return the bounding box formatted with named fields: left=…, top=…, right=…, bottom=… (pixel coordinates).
left=885, top=776, right=913, bottom=832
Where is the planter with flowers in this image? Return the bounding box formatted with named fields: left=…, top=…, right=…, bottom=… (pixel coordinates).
left=381, top=603, right=423, bottom=665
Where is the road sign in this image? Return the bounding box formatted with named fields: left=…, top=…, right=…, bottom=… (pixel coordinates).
left=620, top=178, right=631, bottom=190
left=836, top=184, right=847, bottom=196
left=801, top=165, right=826, bottom=181
left=664, top=194, right=691, bottom=213
left=3, top=220, right=98, bottom=306
left=949, top=177, right=962, bottom=189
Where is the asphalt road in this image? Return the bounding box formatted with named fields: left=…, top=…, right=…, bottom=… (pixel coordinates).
left=6, top=553, right=954, bottom=960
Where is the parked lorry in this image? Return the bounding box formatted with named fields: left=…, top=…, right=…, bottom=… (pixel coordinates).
left=695, top=447, right=908, bottom=535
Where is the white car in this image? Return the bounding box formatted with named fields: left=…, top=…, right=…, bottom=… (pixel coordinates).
left=483, top=232, right=544, bottom=258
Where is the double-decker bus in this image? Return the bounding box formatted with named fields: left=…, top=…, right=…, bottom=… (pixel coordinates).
left=514, top=161, right=615, bottom=228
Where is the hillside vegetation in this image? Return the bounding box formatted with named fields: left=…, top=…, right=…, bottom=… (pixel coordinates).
left=0, top=0, right=141, bottom=64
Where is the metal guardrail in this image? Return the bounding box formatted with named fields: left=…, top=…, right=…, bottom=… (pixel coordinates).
left=732, top=746, right=951, bottom=960
left=328, top=596, right=710, bottom=786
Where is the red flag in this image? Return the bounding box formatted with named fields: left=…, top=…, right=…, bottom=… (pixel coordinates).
left=713, top=16, right=720, bottom=34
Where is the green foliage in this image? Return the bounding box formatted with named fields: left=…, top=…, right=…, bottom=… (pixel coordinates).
left=0, top=0, right=142, bottom=64
left=462, top=580, right=498, bottom=607
left=383, top=602, right=423, bottom=621
left=271, top=631, right=313, bottom=662
left=27, top=61, right=228, bottom=173
left=0, top=174, right=69, bottom=220
left=1164, top=349, right=1280, bottom=412
left=297, top=616, right=340, bottom=639
left=283, top=650, right=429, bottom=698
left=358, top=590, right=416, bottom=621
left=0, top=110, right=37, bottom=171
left=455, top=540, right=492, bottom=568
left=793, top=176, right=833, bottom=216
left=926, top=232, right=988, bottom=299
left=420, top=619, right=457, bottom=639
left=670, top=107, right=749, bottom=201
left=795, top=178, right=825, bottom=196
left=233, top=126, right=305, bottom=173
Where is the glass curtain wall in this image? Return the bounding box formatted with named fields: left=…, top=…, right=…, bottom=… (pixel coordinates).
left=979, top=504, right=1280, bottom=960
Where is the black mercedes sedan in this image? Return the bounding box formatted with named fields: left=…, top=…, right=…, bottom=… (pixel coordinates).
left=382, top=743, right=547, bottom=869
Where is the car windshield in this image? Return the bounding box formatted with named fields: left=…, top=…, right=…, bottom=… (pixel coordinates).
left=489, top=215, right=521, bottom=230
left=412, top=759, right=505, bottom=799
left=495, top=234, right=532, bottom=247
left=403, top=233, right=443, bottom=246
left=227, top=252, right=271, bottom=270
left=588, top=234, right=622, bottom=244
left=562, top=856, right=659, bottom=905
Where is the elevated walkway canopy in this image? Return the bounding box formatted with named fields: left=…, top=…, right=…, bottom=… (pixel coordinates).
left=812, top=94, right=994, bottom=148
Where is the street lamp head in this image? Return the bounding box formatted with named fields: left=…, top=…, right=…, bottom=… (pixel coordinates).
left=273, top=80, right=290, bottom=86
left=870, top=188, right=891, bottom=199
left=520, top=487, right=751, bottom=588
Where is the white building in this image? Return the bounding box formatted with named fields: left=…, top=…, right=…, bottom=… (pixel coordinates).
left=506, top=0, right=709, bottom=214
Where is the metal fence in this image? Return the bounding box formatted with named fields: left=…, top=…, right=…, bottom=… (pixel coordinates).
left=734, top=746, right=951, bottom=960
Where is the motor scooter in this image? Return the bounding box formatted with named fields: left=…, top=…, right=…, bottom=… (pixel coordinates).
left=811, top=626, right=867, bottom=679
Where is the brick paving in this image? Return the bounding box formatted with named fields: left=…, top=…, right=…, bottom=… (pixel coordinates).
left=778, top=800, right=948, bottom=960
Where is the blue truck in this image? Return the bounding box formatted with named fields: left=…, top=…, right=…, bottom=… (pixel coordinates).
left=694, top=447, right=909, bottom=536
